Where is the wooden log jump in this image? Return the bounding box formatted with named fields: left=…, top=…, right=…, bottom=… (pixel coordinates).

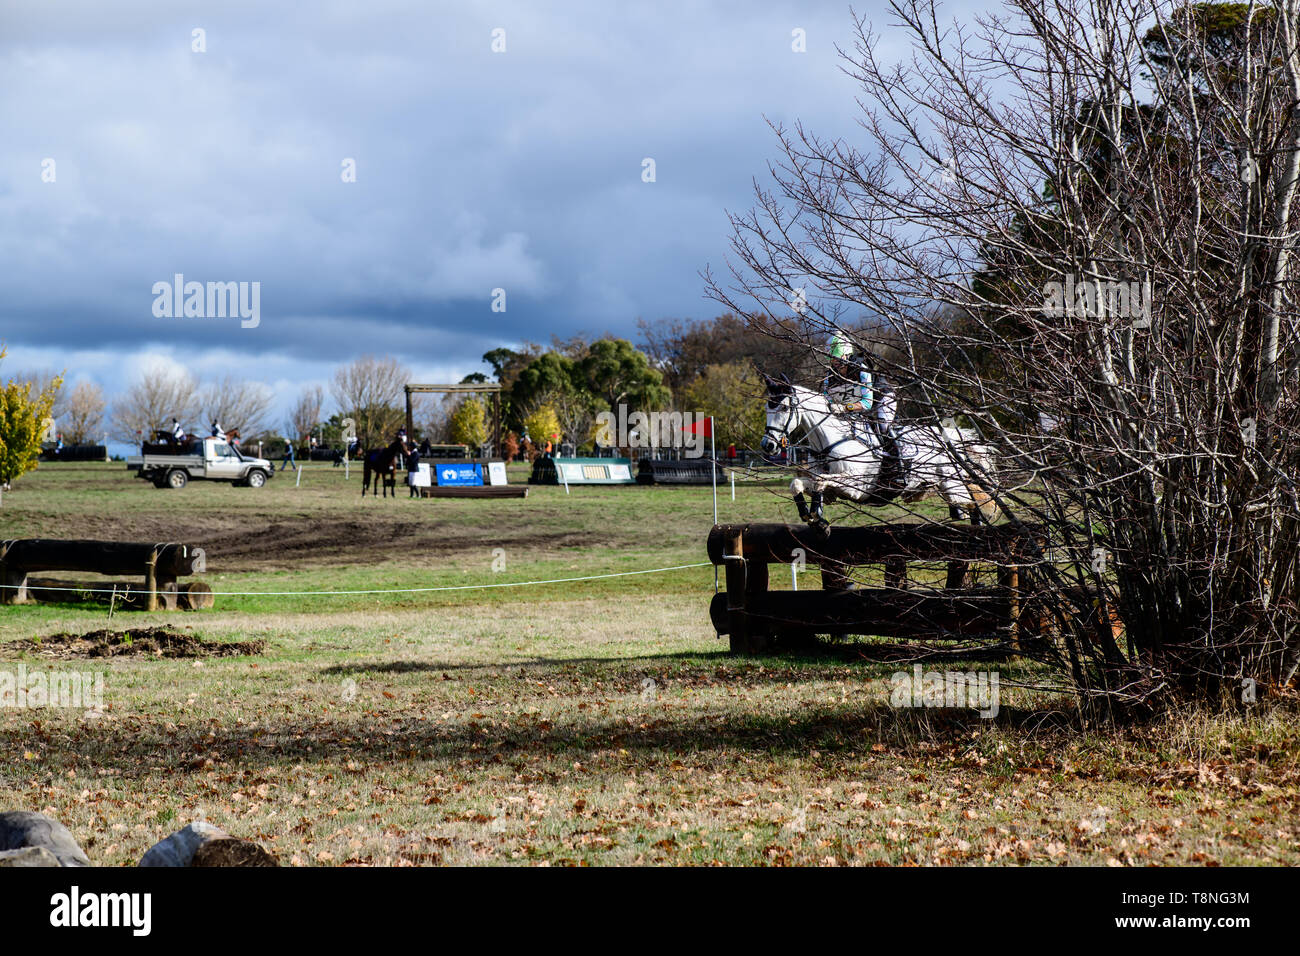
left=418, top=485, right=530, bottom=499
left=707, top=522, right=1042, bottom=654
left=0, top=540, right=209, bottom=612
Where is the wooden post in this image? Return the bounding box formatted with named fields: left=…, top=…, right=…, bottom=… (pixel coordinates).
left=1, top=567, right=29, bottom=605
left=405, top=386, right=414, bottom=441
left=724, top=530, right=750, bottom=654
left=745, top=558, right=771, bottom=651
left=0, top=540, right=19, bottom=605
left=493, top=390, right=502, bottom=457
left=945, top=559, right=971, bottom=590
left=145, top=548, right=159, bottom=612
left=998, top=563, right=1019, bottom=639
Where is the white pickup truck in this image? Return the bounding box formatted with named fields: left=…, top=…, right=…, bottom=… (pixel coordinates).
left=127, top=436, right=275, bottom=489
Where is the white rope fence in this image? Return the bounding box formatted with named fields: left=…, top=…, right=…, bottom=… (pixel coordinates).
left=0, top=562, right=712, bottom=598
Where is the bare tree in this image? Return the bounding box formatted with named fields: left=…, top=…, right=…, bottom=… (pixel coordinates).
left=709, top=0, right=1300, bottom=714
left=330, top=355, right=409, bottom=445
left=415, top=393, right=455, bottom=443
left=63, top=381, right=106, bottom=444
left=110, top=364, right=200, bottom=443
left=12, top=368, right=67, bottom=420
left=286, top=385, right=325, bottom=443
left=200, top=375, right=274, bottom=438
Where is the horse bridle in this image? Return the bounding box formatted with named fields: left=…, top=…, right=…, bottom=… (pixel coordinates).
left=767, top=387, right=875, bottom=462
left=764, top=394, right=799, bottom=449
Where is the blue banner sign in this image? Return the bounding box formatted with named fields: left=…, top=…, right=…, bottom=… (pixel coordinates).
left=436, top=463, right=483, bottom=486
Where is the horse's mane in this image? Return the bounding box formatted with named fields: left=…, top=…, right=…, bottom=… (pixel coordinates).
left=783, top=382, right=830, bottom=413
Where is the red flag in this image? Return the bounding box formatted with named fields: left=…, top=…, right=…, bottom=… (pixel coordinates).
left=681, top=417, right=713, bottom=437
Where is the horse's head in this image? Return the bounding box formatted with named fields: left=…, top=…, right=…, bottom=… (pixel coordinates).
left=760, top=375, right=798, bottom=457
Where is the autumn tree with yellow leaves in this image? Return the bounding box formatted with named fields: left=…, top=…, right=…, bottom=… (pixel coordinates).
left=0, top=347, right=62, bottom=496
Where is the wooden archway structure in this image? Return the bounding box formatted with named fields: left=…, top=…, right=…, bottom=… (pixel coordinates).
left=404, top=383, right=503, bottom=455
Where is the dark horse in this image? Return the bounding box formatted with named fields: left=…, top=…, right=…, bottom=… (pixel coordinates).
left=362, top=437, right=408, bottom=498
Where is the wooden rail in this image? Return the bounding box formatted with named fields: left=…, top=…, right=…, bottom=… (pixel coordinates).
left=707, top=522, right=1042, bottom=654
left=0, top=539, right=209, bottom=612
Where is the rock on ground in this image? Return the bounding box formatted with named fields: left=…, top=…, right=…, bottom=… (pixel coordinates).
left=0, top=846, right=62, bottom=867
left=139, top=821, right=278, bottom=867
left=0, top=811, right=90, bottom=867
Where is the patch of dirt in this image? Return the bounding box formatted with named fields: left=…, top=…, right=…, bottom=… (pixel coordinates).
left=3, top=627, right=266, bottom=659
left=62, top=514, right=606, bottom=572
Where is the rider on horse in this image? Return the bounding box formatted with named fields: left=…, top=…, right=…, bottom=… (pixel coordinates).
left=822, top=331, right=902, bottom=489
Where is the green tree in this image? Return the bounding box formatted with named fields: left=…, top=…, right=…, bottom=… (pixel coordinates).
left=682, top=361, right=766, bottom=450
left=510, top=352, right=575, bottom=414
left=449, top=397, right=488, bottom=448
left=574, top=338, right=670, bottom=411
left=482, top=346, right=541, bottom=389
left=0, top=349, right=61, bottom=493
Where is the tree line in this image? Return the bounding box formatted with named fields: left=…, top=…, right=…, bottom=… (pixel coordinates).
left=0, top=315, right=796, bottom=464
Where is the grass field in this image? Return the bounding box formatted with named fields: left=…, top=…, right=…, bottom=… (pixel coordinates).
left=1, top=461, right=1297, bottom=866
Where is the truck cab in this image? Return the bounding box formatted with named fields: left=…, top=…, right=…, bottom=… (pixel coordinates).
left=203, top=438, right=247, bottom=479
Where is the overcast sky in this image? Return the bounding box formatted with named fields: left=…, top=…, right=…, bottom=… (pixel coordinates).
left=1, top=0, right=970, bottom=428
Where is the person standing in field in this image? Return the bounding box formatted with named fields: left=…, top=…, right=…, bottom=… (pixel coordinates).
left=407, top=443, right=422, bottom=497
left=280, top=437, right=297, bottom=471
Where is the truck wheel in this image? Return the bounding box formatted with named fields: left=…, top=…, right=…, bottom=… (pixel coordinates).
left=245, top=470, right=267, bottom=488
left=166, top=469, right=189, bottom=489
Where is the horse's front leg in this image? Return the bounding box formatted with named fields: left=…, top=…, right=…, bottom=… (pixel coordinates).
left=791, top=475, right=830, bottom=536
left=808, top=478, right=831, bottom=536
left=789, top=477, right=812, bottom=523
left=809, top=483, right=825, bottom=521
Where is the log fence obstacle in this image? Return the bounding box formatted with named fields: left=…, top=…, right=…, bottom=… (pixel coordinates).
left=706, top=521, right=1044, bottom=654
left=0, top=540, right=212, bottom=612
left=419, top=485, right=530, bottom=499
left=636, top=458, right=726, bottom=485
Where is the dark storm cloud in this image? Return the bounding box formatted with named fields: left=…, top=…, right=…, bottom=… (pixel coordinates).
left=0, top=0, right=971, bottom=405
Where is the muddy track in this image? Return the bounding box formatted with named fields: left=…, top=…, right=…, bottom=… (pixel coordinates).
left=52, top=514, right=614, bottom=573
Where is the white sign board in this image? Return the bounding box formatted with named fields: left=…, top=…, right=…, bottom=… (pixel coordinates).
left=487, top=461, right=508, bottom=485
left=608, top=464, right=632, bottom=481
left=410, top=463, right=432, bottom=487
